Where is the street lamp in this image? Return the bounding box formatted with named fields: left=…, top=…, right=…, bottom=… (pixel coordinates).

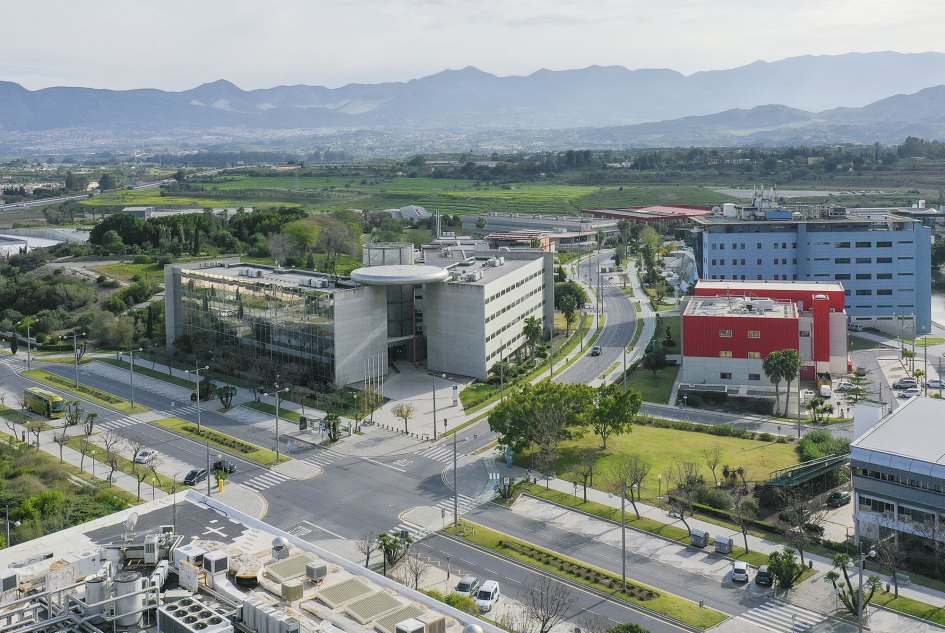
left=431, top=373, right=448, bottom=440
left=128, top=346, right=143, bottom=412
left=263, top=386, right=290, bottom=462
left=185, top=365, right=210, bottom=432
left=70, top=331, right=86, bottom=388
left=3, top=505, right=21, bottom=548
left=608, top=482, right=633, bottom=591
left=849, top=549, right=876, bottom=633
left=16, top=320, right=31, bottom=370
left=451, top=429, right=475, bottom=527
left=658, top=474, right=662, bottom=499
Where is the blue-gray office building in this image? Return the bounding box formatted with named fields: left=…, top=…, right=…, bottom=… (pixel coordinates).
left=693, top=208, right=931, bottom=335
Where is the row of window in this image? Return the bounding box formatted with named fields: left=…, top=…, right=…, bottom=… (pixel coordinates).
left=486, top=300, right=543, bottom=343
left=710, top=242, right=797, bottom=250
left=710, top=274, right=798, bottom=281
left=859, top=494, right=937, bottom=526
left=834, top=241, right=895, bottom=248
left=719, top=329, right=761, bottom=338
left=718, top=351, right=763, bottom=358
left=485, top=284, right=543, bottom=323
left=484, top=269, right=543, bottom=305
left=710, top=238, right=913, bottom=251
left=719, top=372, right=762, bottom=380
left=857, top=467, right=945, bottom=495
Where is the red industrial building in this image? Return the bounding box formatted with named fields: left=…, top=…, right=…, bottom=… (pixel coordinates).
left=680, top=280, right=848, bottom=386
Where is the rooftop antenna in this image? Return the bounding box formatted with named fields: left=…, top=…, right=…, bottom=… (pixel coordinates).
left=123, top=512, right=139, bottom=541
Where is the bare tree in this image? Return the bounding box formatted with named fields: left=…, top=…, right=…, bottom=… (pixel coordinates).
left=667, top=460, right=703, bottom=535
left=399, top=547, right=431, bottom=590
left=357, top=531, right=381, bottom=569
left=13, top=391, right=25, bottom=412
left=83, top=411, right=98, bottom=436
left=78, top=435, right=95, bottom=472
left=25, top=421, right=44, bottom=449
left=731, top=487, right=758, bottom=553
left=578, top=613, right=611, bottom=633
left=572, top=447, right=600, bottom=502
left=391, top=402, right=415, bottom=434
left=133, top=463, right=152, bottom=501
left=777, top=491, right=827, bottom=566
left=524, top=575, right=570, bottom=633
left=124, top=433, right=148, bottom=470
left=875, top=534, right=910, bottom=598
left=101, top=430, right=123, bottom=485
left=608, top=453, right=652, bottom=519
left=53, top=425, right=71, bottom=463
left=703, top=444, right=723, bottom=486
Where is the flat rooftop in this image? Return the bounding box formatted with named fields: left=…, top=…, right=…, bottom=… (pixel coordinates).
left=685, top=294, right=797, bottom=318
left=0, top=491, right=496, bottom=633
left=583, top=205, right=711, bottom=222
left=852, top=398, right=945, bottom=470
left=178, top=260, right=355, bottom=294
left=697, top=280, right=845, bottom=294
left=423, top=250, right=542, bottom=287
left=693, top=211, right=915, bottom=226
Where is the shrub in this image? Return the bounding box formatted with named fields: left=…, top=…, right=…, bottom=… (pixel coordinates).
left=695, top=485, right=732, bottom=510
left=684, top=394, right=703, bottom=408
left=758, top=432, right=774, bottom=442
left=132, top=254, right=152, bottom=264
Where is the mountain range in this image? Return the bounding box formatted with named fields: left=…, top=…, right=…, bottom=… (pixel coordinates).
left=3, top=51, right=945, bottom=148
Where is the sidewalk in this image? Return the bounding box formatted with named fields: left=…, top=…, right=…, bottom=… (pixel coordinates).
left=538, top=476, right=945, bottom=628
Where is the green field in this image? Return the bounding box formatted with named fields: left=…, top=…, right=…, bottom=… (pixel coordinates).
left=521, top=424, right=800, bottom=500
left=93, top=261, right=167, bottom=285
left=625, top=363, right=680, bottom=404
left=80, top=176, right=736, bottom=215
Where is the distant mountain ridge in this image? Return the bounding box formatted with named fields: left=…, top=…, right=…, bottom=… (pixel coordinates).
left=3, top=51, right=945, bottom=147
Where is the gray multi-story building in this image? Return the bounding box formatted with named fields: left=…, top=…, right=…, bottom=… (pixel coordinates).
left=694, top=206, right=932, bottom=335
left=164, top=244, right=553, bottom=385
left=851, top=398, right=945, bottom=544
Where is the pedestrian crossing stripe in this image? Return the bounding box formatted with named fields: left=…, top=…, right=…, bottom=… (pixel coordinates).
left=734, top=601, right=823, bottom=632
left=419, top=445, right=455, bottom=463
left=389, top=520, right=428, bottom=541
left=96, top=417, right=141, bottom=431
left=241, top=471, right=292, bottom=492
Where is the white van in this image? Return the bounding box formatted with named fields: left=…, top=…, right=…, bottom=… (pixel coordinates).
left=847, top=322, right=863, bottom=332
left=476, top=580, right=500, bottom=613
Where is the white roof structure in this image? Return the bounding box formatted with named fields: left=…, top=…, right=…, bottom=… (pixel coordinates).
left=350, top=265, right=449, bottom=286
left=852, top=398, right=945, bottom=469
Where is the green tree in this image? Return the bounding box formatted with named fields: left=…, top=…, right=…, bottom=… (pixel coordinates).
left=588, top=384, right=641, bottom=449
left=842, top=372, right=872, bottom=405
left=778, top=349, right=800, bottom=416
left=475, top=217, right=486, bottom=231
left=767, top=547, right=805, bottom=589
left=559, top=295, right=578, bottom=335
left=523, top=316, right=543, bottom=356
left=554, top=280, right=588, bottom=310
left=9, top=334, right=17, bottom=356
left=98, top=173, right=117, bottom=190
left=642, top=350, right=666, bottom=375
left=762, top=351, right=785, bottom=415
left=824, top=553, right=883, bottom=617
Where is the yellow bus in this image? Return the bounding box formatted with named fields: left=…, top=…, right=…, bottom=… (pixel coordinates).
left=24, top=388, right=66, bottom=419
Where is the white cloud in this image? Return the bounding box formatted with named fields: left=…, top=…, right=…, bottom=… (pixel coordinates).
left=3, top=0, right=945, bottom=90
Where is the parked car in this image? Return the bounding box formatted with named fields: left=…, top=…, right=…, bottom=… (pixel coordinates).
left=927, top=379, right=945, bottom=389
left=212, top=459, right=236, bottom=474
left=836, top=381, right=855, bottom=391
left=133, top=449, right=157, bottom=465
left=898, top=387, right=921, bottom=399
left=476, top=580, right=500, bottom=613
left=731, top=561, right=750, bottom=583
left=755, top=565, right=773, bottom=587
left=827, top=491, right=852, bottom=507
left=455, top=576, right=480, bottom=598
left=893, top=378, right=918, bottom=389
left=183, top=468, right=208, bottom=486
left=819, top=385, right=832, bottom=398
left=590, top=345, right=603, bottom=356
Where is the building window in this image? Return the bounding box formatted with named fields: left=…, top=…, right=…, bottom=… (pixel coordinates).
left=711, top=259, right=717, bottom=265
left=757, top=243, right=762, bottom=249
left=748, top=351, right=761, bottom=359
left=877, top=273, right=892, bottom=279
left=799, top=330, right=810, bottom=337
left=877, top=289, right=892, bottom=295
left=835, top=274, right=851, bottom=280
left=855, top=289, right=872, bottom=296
left=855, top=273, right=871, bottom=279
left=856, top=257, right=871, bottom=264
left=720, top=372, right=732, bottom=379
left=748, top=373, right=761, bottom=381
left=835, top=241, right=850, bottom=248
left=720, top=351, right=733, bottom=358
left=877, top=257, right=892, bottom=264
left=748, top=330, right=761, bottom=338
left=856, top=241, right=871, bottom=248
left=835, top=258, right=850, bottom=264
left=876, top=241, right=892, bottom=248
left=719, top=329, right=733, bottom=337
left=757, top=259, right=762, bottom=265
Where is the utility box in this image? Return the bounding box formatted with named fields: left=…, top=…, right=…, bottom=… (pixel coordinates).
left=691, top=529, right=710, bottom=548
left=714, top=536, right=733, bottom=554
left=282, top=579, right=303, bottom=602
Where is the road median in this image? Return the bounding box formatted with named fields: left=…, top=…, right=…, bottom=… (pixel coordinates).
left=24, top=369, right=147, bottom=414
left=152, top=416, right=288, bottom=466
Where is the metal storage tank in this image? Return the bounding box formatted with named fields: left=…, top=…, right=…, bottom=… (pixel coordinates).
left=114, top=570, right=146, bottom=628
left=84, top=575, right=109, bottom=623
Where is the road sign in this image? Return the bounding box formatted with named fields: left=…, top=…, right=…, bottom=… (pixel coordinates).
left=493, top=484, right=499, bottom=492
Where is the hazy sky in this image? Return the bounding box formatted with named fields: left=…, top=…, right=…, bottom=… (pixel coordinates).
left=4, top=0, right=945, bottom=91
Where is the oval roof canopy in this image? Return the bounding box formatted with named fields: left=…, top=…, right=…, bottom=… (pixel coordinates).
left=350, top=265, right=449, bottom=286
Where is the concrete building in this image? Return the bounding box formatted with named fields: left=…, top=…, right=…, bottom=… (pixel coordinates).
left=462, top=212, right=616, bottom=236
left=582, top=205, right=712, bottom=224
left=680, top=280, right=848, bottom=386
left=852, top=397, right=945, bottom=544
left=693, top=204, right=932, bottom=335
left=165, top=244, right=553, bottom=385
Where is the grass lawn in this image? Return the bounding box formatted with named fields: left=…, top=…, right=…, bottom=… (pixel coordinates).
left=848, top=335, right=883, bottom=351
left=152, top=417, right=287, bottom=465
left=519, top=425, right=799, bottom=501
left=897, top=336, right=945, bottom=347
left=519, top=484, right=772, bottom=567
left=0, top=404, right=47, bottom=428
left=99, top=359, right=196, bottom=389
left=93, top=260, right=166, bottom=285
left=63, top=436, right=188, bottom=495
left=446, top=520, right=728, bottom=628
left=874, top=590, right=945, bottom=626
left=644, top=287, right=677, bottom=311
left=243, top=400, right=301, bottom=423
left=625, top=363, right=680, bottom=403
left=24, top=369, right=146, bottom=414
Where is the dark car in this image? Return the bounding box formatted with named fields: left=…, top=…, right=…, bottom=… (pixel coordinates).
left=590, top=345, right=603, bottom=356
left=755, top=565, right=773, bottom=587
left=213, top=459, right=236, bottom=474
left=183, top=468, right=208, bottom=486
left=827, top=491, right=852, bottom=507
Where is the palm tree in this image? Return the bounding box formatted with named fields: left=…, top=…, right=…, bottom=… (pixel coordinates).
left=617, top=219, right=631, bottom=248
left=779, top=349, right=801, bottom=416
left=523, top=316, right=543, bottom=357
left=559, top=295, right=578, bottom=335
left=762, top=351, right=784, bottom=415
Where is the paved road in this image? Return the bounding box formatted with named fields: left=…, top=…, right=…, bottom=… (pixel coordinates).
left=558, top=251, right=638, bottom=385
left=419, top=533, right=689, bottom=633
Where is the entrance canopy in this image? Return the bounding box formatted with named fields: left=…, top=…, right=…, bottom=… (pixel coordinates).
left=350, top=265, right=449, bottom=286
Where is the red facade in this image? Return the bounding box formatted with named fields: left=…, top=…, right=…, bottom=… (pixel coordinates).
left=683, top=314, right=800, bottom=359
left=694, top=282, right=845, bottom=312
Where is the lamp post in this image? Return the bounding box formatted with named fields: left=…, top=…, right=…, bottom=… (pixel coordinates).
left=128, top=346, right=143, bottom=412
left=431, top=373, right=447, bottom=440
left=850, top=549, right=877, bottom=633
left=609, top=482, right=633, bottom=591
left=263, top=386, right=290, bottom=462
left=71, top=331, right=85, bottom=388
left=17, top=320, right=31, bottom=370
left=185, top=365, right=210, bottom=432
left=4, top=505, right=21, bottom=548
left=451, top=430, right=473, bottom=527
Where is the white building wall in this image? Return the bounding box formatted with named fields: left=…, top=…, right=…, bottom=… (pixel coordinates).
left=333, top=286, right=388, bottom=385
left=680, top=356, right=766, bottom=386
left=425, top=283, right=488, bottom=379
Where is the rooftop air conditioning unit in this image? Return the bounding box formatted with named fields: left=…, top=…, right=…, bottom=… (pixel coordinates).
left=396, top=619, right=425, bottom=633
left=305, top=562, right=328, bottom=581
left=203, top=551, right=229, bottom=576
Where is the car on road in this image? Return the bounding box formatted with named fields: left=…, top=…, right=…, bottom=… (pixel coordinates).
left=898, top=387, right=921, bottom=399
left=183, top=468, right=208, bottom=486
left=455, top=576, right=480, bottom=598
left=133, top=449, right=157, bottom=465
left=836, top=381, right=855, bottom=391
left=755, top=565, right=773, bottom=587
left=731, top=561, right=750, bottom=583
left=893, top=378, right=918, bottom=390
left=212, top=459, right=236, bottom=474
left=927, top=379, right=945, bottom=389
left=476, top=580, right=500, bottom=613
left=590, top=345, right=603, bottom=356
left=827, top=491, right=852, bottom=507
left=847, top=322, right=863, bottom=332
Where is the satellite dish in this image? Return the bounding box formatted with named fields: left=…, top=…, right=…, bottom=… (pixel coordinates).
left=123, top=512, right=139, bottom=540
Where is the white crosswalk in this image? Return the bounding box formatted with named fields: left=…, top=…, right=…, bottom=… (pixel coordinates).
left=386, top=493, right=482, bottom=543
left=299, top=451, right=335, bottom=468
left=96, top=416, right=142, bottom=432
left=389, top=519, right=429, bottom=542
left=735, top=601, right=823, bottom=632
left=419, top=444, right=459, bottom=463
left=241, top=470, right=292, bottom=492
left=170, top=404, right=199, bottom=416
